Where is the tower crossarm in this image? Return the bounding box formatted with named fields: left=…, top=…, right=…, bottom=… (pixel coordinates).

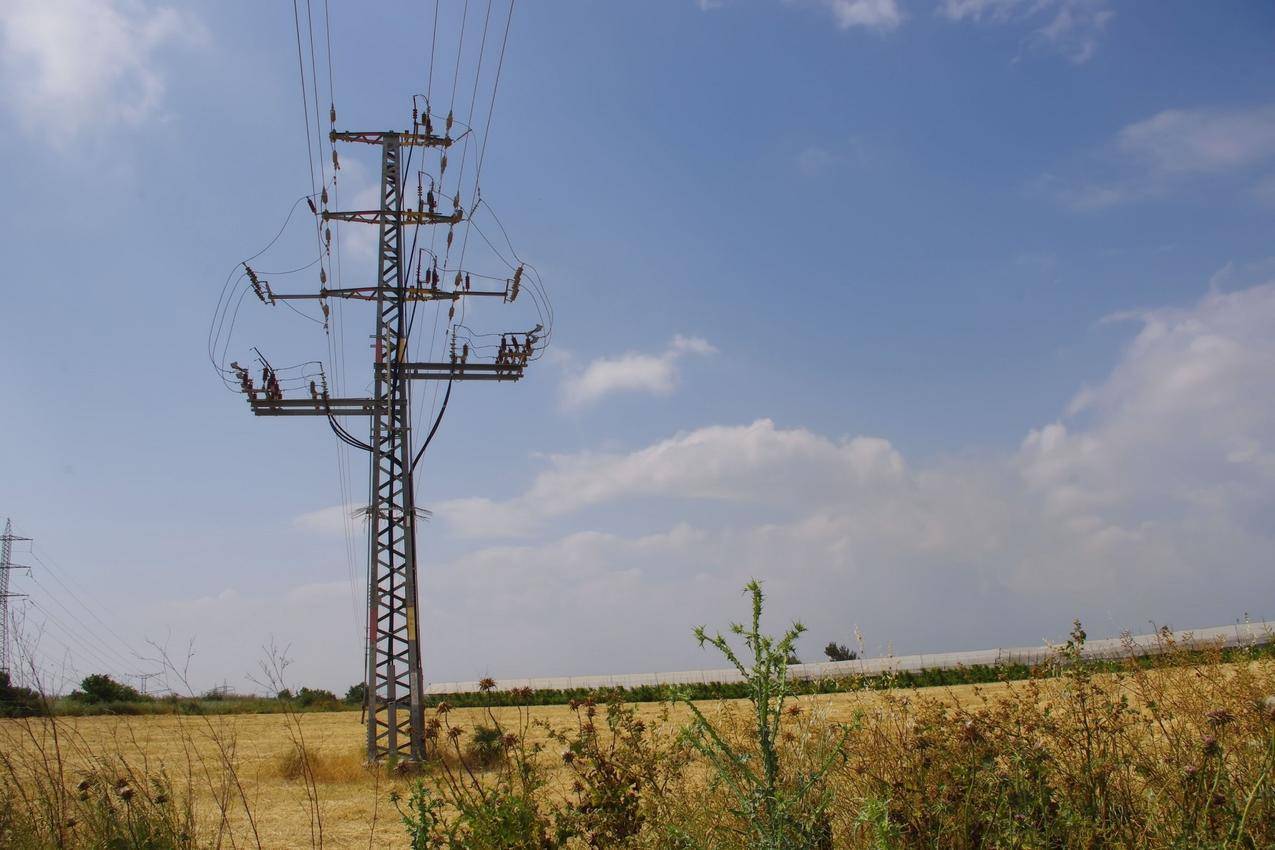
left=323, top=209, right=463, bottom=227
left=386, top=362, right=526, bottom=381
left=247, top=397, right=387, bottom=416
left=331, top=130, right=455, bottom=148
left=268, top=286, right=507, bottom=303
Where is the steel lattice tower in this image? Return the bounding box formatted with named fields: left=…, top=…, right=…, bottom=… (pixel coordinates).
left=231, top=119, right=538, bottom=761
left=1, top=519, right=32, bottom=678
left=363, top=132, right=425, bottom=759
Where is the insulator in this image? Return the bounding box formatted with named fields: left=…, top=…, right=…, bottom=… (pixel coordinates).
left=412, top=106, right=418, bottom=123
left=448, top=304, right=455, bottom=320
left=321, top=187, right=328, bottom=205
left=439, top=154, right=447, bottom=175
left=446, top=110, right=454, bottom=131
left=454, top=271, right=462, bottom=288
left=446, top=228, right=454, bottom=248
left=329, top=104, right=336, bottom=124
left=320, top=267, right=327, bottom=285
left=324, top=227, right=331, bottom=246
left=453, top=192, right=461, bottom=209
left=464, top=273, right=471, bottom=291
left=332, top=150, right=340, bottom=171
left=462, top=343, right=468, bottom=359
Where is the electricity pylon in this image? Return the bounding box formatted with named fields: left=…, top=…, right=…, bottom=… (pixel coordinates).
left=232, top=116, right=538, bottom=762
left=1, top=519, right=33, bottom=677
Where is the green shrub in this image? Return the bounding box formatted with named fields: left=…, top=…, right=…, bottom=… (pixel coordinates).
left=69, top=674, right=145, bottom=705
left=675, top=579, right=843, bottom=849
left=0, top=672, right=42, bottom=718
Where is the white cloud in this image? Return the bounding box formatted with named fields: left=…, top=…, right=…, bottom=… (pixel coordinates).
left=940, top=0, right=1113, bottom=63
left=1036, top=103, right=1275, bottom=210
left=197, top=274, right=1275, bottom=687
left=560, top=335, right=717, bottom=409
left=1028, top=172, right=1135, bottom=211
left=795, top=139, right=869, bottom=176
left=1021, top=283, right=1275, bottom=516
left=701, top=0, right=902, bottom=31
left=1117, top=105, right=1275, bottom=175
left=817, top=0, right=904, bottom=31
left=0, top=0, right=205, bottom=137
left=420, top=277, right=1275, bottom=679
left=437, top=419, right=904, bottom=537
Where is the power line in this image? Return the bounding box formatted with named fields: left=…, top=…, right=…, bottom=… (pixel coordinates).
left=28, top=547, right=146, bottom=666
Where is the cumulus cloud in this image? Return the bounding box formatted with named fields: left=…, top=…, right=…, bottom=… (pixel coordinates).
left=271, top=275, right=1275, bottom=685
left=1036, top=103, right=1275, bottom=210
left=0, top=0, right=205, bottom=137
left=940, top=0, right=1114, bottom=63
left=418, top=278, right=1275, bottom=680
left=437, top=419, right=903, bottom=537
left=560, top=335, right=716, bottom=409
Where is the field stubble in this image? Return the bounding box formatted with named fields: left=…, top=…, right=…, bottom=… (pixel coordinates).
left=3, top=646, right=1273, bottom=848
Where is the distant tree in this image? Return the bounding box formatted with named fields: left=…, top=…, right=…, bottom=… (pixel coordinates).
left=276, top=688, right=293, bottom=701
left=0, top=671, right=43, bottom=717
left=345, top=682, right=366, bottom=705
left=786, top=651, right=802, bottom=665
left=74, top=673, right=144, bottom=704
left=823, top=642, right=858, bottom=662
left=294, top=686, right=339, bottom=708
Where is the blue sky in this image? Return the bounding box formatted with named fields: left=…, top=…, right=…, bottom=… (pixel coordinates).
left=2, top=0, right=1274, bottom=693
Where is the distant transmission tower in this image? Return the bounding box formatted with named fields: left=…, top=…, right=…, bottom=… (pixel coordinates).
left=1, top=519, right=33, bottom=677
left=229, top=115, right=540, bottom=761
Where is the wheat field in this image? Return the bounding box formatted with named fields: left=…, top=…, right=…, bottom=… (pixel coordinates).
left=1, top=682, right=1005, bottom=849
left=4, top=657, right=1273, bottom=849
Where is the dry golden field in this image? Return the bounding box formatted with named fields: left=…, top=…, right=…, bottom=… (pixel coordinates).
left=1, top=683, right=1002, bottom=849
left=4, top=658, right=1273, bottom=850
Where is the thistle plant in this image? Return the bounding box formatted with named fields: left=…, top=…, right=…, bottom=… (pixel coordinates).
left=678, top=579, right=844, bottom=849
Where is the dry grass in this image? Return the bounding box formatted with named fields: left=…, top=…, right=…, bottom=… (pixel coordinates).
left=3, top=657, right=1272, bottom=848
left=0, top=685, right=981, bottom=848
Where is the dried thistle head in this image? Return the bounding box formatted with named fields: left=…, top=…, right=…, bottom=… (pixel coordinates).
left=1205, top=708, right=1234, bottom=726
left=478, top=677, right=496, bottom=693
